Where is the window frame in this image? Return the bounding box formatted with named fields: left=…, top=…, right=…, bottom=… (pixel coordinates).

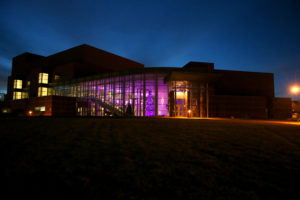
left=38, top=73, right=49, bottom=84
left=13, top=91, right=22, bottom=100
left=13, top=79, right=22, bottom=89
left=38, top=87, right=48, bottom=97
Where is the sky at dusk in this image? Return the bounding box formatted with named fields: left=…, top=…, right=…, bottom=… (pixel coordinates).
left=0, top=0, right=299, bottom=98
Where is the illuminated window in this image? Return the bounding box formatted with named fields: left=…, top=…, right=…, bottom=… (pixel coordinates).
left=39, top=73, right=48, bottom=84
left=22, top=92, right=28, bottom=99
left=13, top=92, right=22, bottom=100
left=40, top=106, right=46, bottom=111
left=38, top=87, right=48, bottom=97
left=34, top=106, right=46, bottom=112
left=47, top=88, right=54, bottom=95
left=27, top=81, right=30, bottom=86
left=13, top=80, right=22, bottom=89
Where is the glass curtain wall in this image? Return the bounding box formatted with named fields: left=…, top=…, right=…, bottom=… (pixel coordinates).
left=168, top=81, right=208, bottom=117
left=54, top=73, right=169, bottom=117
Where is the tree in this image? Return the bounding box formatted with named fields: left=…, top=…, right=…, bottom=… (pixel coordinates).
left=145, top=90, right=155, bottom=116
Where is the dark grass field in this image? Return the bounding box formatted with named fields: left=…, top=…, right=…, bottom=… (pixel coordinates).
left=0, top=117, right=300, bottom=199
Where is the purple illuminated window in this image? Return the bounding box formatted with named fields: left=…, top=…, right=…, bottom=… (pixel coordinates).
left=56, top=73, right=169, bottom=117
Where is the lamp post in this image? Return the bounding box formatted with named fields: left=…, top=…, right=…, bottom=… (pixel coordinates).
left=188, top=109, right=191, bottom=118
left=291, top=85, right=300, bottom=95
left=290, top=85, right=300, bottom=101
left=28, top=110, right=33, bottom=116
left=290, top=85, right=300, bottom=121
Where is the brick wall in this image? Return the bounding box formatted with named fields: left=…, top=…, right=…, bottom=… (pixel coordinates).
left=271, top=98, right=292, bottom=119
left=209, top=95, right=267, bottom=119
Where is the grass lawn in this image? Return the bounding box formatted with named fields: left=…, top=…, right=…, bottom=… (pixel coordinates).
left=0, top=117, right=300, bottom=199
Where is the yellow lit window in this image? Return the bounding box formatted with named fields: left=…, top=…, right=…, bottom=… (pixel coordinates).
left=22, top=92, right=28, bottom=99
left=13, top=80, right=22, bottom=89
left=13, top=92, right=22, bottom=100
left=34, top=106, right=46, bottom=112
left=39, top=73, right=48, bottom=84
left=47, top=88, right=53, bottom=96
left=38, top=87, right=48, bottom=97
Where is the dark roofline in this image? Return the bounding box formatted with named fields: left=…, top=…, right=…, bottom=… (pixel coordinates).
left=214, top=69, right=274, bottom=76
left=13, top=52, right=45, bottom=59
left=46, top=44, right=90, bottom=57
left=52, top=65, right=274, bottom=87
left=185, top=61, right=214, bottom=65
left=47, top=44, right=144, bottom=66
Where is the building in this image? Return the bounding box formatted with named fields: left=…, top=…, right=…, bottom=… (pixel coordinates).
left=3, top=44, right=291, bottom=118
left=291, top=101, right=300, bottom=119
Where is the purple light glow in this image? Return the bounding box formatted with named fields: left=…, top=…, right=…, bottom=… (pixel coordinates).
left=69, top=73, right=169, bottom=116
left=145, top=90, right=155, bottom=116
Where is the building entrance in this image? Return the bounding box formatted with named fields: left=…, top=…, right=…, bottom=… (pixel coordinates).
left=176, top=104, right=186, bottom=117
left=168, top=80, right=209, bottom=118
left=175, top=94, right=187, bottom=117
left=169, top=81, right=190, bottom=117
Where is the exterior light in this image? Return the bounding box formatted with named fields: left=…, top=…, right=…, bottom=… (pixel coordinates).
left=188, top=109, right=191, bottom=118
left=28, top=110, right=33, bottom=116
left=291, top=85, right=300, bottom=94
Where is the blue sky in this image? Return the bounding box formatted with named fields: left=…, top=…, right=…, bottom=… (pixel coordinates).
left=0, top=0, right=299, bottom=98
